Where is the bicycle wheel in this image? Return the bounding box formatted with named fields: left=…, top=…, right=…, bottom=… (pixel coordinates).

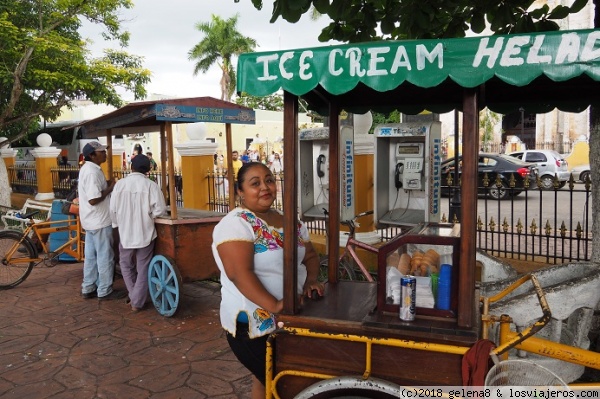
left=318, top=258, right=357, bottom=282
left=0, top=231, right=36, bottom=289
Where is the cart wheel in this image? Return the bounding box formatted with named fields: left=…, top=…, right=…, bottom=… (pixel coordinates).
left=148, top=255, right=182, bottom=317
left=294, top=376, right=402, bottom=398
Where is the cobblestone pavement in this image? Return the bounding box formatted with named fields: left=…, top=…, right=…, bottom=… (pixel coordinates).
left=0, top=262, right=252, bottom=398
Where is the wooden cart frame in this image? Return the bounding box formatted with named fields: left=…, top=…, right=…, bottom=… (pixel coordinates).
left=235, top=29, right=600, bottom=396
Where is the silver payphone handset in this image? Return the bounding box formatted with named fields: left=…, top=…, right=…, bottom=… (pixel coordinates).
left=395, top=143, right=424, bottom=190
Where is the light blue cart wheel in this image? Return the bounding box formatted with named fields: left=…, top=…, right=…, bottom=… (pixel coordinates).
left=148, top=255, right=182, bottom=317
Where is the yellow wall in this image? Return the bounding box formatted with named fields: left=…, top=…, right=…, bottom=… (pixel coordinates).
left=565, top=140, right=589, bottom=170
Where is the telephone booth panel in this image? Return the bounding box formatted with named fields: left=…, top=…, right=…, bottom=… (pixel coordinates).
left=374, top=122, right=442, bottom=227
left=299, top=126, right=355, bottom=222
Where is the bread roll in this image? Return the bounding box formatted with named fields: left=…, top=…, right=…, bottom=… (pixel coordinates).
left=388, top=252, right=400, bottom=267
left=422, top=249, right=440, bottom=268
left=397, top=253, right=411, bottom=275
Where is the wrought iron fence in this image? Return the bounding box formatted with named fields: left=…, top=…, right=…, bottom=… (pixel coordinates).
left=47, top=167, right=184, bottom=208
left=8, top=164, right=37, bottom=195
left=381, top=173, right=592, bottom=264
left=206, top=168, right=592, bottom=265
left=206, top=169, right=285, bottom=213
left=13, top=161, right=591, bottom=265
left=51, top=165, right=80, bottom=198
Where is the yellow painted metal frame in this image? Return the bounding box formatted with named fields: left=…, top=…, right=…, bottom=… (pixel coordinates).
left=265, top=327, right=469, bottom=399
left=265, top=273, right=600, bottom=398
left=3, top=216, right=85, bottom=264
left=481, top=274, right=600, bottom=376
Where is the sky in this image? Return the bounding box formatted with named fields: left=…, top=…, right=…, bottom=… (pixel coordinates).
left=82, top=0, right=335, bottom=100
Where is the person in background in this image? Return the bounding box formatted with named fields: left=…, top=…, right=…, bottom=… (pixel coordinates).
left=269, top=152, right=283, bottom=174
left=240, top=149, right=250, bottom=163
left=231, top=150, right=243, bottom=181
left=129, top=144, right=143, bottom=168
left=212, top=162, right=323, bottom=399
left=110, top=154, right=166, bottom=312
left=79, top=141, right=126, bottom=301
left=146, top=151, right=158, bottom=171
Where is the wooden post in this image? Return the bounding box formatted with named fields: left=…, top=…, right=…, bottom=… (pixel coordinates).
left=160, top=124, right=168, bottom=202
left=282, top=91, right=299, bottom=315
left=458, top=88, right=479, bottom=328
left=327, top=103, right=341, bottom=284
left=225, top=123, right=235, bottom=210
left=165, top=122, right=178, bottom=220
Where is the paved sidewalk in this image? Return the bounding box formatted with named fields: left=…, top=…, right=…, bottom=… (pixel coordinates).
left=0, top=261, right=252, bottom=398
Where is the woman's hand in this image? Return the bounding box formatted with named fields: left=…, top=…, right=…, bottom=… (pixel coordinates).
left=302, top=278, right=324, bottom=300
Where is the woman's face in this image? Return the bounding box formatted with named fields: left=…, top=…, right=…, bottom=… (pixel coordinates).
left=238, top=164, right=277, bottom=213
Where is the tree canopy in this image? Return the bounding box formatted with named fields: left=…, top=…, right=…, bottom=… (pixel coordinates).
left=0, top=0, right=151, bottom=144
left=245, top=0, right=588, bottom=42
left=188, top=14, right=257, bottom=102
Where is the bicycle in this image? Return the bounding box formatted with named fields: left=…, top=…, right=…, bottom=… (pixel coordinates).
left=318, top=209, right=377, bottom=282
left=0, top=208, right=85, bottom=289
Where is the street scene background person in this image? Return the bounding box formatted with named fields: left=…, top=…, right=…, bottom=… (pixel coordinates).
left=78, top=141, right=125, bottom=300
left=146, top=151, right=158, bottom=171
left=211, top=162, right=323, bottom=399
left=231, top=150, right=243, bottom=181
left=110, top=154, right=166, bottom=312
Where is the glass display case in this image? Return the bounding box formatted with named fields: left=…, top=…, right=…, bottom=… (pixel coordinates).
left=375, top=222, right=461, bottom=318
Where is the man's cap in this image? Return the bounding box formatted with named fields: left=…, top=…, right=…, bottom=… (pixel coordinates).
left=82, top=141, right=109, bottom=157
left=131, top=154, right=151, bottom=173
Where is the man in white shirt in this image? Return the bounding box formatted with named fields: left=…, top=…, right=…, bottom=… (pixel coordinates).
left=110, top=154, right=166, bottom=312
left=79, top=141, right=126, bottom=300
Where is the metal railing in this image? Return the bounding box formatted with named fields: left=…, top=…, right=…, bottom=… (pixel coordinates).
left=10, top=162, right=591, bottom=264
left=206, top=169, right=285, bottom=213
left=7, top=164, right=37, bottom=195
left=380, top=173, right=592, bottom=264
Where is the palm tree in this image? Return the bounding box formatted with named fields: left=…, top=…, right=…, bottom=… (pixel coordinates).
left=188, top=14, right=257, bottom=102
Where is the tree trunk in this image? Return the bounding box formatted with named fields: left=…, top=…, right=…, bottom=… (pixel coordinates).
left=0, top=157, right=11, bottom=208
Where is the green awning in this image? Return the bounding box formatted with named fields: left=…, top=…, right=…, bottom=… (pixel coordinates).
left=237, top=29, right=600, bottom=115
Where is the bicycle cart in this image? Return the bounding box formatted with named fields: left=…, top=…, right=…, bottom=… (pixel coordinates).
left=235, top=28, right=600, bottom=397
left=0, top=210, right=84, bottom=288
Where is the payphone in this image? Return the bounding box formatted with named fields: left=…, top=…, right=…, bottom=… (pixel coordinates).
left=299, top=126, right=355, bottom=222
left=374, top=122, right=442, bottom=227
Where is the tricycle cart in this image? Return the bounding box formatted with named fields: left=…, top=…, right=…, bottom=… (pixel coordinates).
left=236, top=28, right=600, bottom=396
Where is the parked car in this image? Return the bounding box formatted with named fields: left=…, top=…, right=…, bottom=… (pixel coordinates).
left=508, top=150, right=569, bottom=189
left=441, top=153, right=538, bottom=200
left=570, top=164, right=590, bottom=183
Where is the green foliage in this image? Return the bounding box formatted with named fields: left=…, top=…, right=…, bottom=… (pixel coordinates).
left=236, top=92, right=284, bottom=111
left=247, top=0, right=590, bottom=42
left=480, top=109, right=500, bottom=151
left=0, top=0, right=150, bottom=144
left=372, top=111, right=401, bottom=133
left=188, top=14, right=257, bottom=102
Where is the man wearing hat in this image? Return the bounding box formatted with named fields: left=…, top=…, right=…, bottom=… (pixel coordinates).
left=79, top=141, right=126, bottom=301
left=110, top=154, right=166, bottom=312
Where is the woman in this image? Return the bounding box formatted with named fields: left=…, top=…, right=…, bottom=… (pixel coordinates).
left=211, top=162, right=323, bottom=399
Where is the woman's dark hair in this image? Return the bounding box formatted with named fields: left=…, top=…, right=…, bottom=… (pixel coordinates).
left=236, top=162, right=270, bottom=193
left=134, top=144, right=143, bottom=154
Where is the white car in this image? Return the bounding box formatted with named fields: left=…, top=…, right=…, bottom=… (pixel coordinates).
left=571, top=164, right=590, bottom=183
left=509, top=150, right=569, bottom=189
